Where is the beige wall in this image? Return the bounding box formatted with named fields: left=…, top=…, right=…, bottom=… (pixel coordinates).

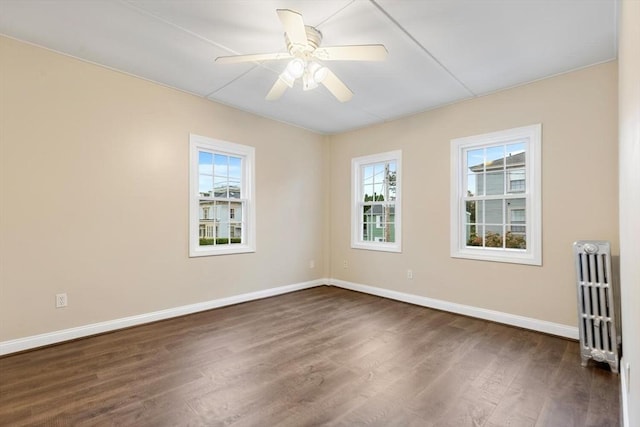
left=0, top=35, right=620, bottom=346
left=618, top=1, right=640, bottom=424
left=0, top=37, right=327, bottom=341
left=329, top=61, right=618, bottom=327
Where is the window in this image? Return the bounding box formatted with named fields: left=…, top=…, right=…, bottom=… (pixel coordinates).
left=189, top=134, right=255, bottom=257
left=351, top=150, right=401, bottom=252
left=450, top=124, right=541, bottom=265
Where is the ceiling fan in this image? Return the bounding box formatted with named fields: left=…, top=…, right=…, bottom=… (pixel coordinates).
left=215, top=9, right=388, bottom=102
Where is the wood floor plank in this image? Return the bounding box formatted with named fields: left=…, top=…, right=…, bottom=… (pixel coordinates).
left=0, top=286, right=620, bottom=426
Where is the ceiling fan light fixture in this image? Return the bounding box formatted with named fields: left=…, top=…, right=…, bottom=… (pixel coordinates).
left=308, top=61, right=328, bottom=83
left=286, top=58, right=305, bottom=79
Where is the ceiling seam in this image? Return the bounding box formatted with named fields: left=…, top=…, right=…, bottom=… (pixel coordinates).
left=117, top=0, right=239, bottom=54
left=118, top=0, right=286, bottom=96
left=315, top=0, right=357, bottom=28
left=204, top=66, right=258, bottom=98
left=369, top=0, right=477, bottom=97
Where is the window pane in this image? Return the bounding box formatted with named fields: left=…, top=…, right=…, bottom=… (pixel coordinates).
left=229, top=222, right=242, bottom=243
left=386, top=222, right=395, bottom=243
left=214, top=177, right=227, bottom=198
left=228, top=180, right=241, bottom=199
left=362, top=204, right=372, bottom=223
left=199, top=151, right=214, bottom=197
left=199, top=200, right=214, bottom=219
left=387, top=161, right=396, bottom=174
left=216, top=222, right=230, bottom=244
left=486, top=145, right=505, bottom=167
left=388, top=184, right=397, bottom=201
left=363, top=165, right=374, bottom=185
left=467, top=149, right=484, bottom=173
left=476, top=200, right=484, bottom=223
left=484, top=199, right=503, bottom=224
left=214, top=154, right=228, bottom=177
left=373, top=183, right=384, bottom=201
left=467, top=173, right=480, bottom=196
left=199, top=200, right=216, bottom=246
left=362, top=222, right=374, bottom=241
left=473, top=173, right=485, bottom=196
left=387, top=163, right=397, bottom=201
left=508, top=169, right=525, bottom=193
left=507, top=142, right=526, bottom=158
left=506, top=227, right=527, bottom=249
left=465, top=200, right=476, bottom=224
left=228, top=156, right=241, bottom=179
left=508, top=199, right=526, bottom=234
left=199, top=175, right=213, bottom=197
left=363, top=184, right=374, bottom=202
left=373, top=163, right=384, bottom=184
left=467, top=224, right=483, bottom=246
left=485, top=225, right=503, bottom=248
left=486, top=172, right=505, bottom=195
left=199, top=151, right=213, bottom=173
left=230, top=201, right=242, bottom=220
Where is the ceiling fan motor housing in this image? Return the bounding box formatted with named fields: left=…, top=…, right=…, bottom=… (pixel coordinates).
left=286, top=26, right=322, bottom=58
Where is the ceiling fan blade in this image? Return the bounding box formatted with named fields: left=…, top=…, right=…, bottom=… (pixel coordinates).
left=265, top=77, right=290, bottom=101
left=321, top=69, right=353, bottom=103
left=216, top=52, right=292, bottom=64
left=314, top=45, right=388, bottom=61
left=277, top=9, right=308, bottom=47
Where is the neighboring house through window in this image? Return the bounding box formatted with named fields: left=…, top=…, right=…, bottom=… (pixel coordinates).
left=189, top=134, right=255, bottom=257
left=450, top=124, right=541, bottom=265
left=351, top=150, right=402, bottom=252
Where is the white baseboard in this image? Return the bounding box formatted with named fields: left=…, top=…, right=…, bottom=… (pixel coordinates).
left=0, top=279, right=326, bottom=356
left=621, top=357, right=630, bottom=427
left=329, top=279, right=579, bottom=339
left=1, top=277, right=580, bottom=356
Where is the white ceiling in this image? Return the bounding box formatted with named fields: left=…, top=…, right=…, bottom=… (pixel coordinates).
left=0, top=0, right=617, bottom=134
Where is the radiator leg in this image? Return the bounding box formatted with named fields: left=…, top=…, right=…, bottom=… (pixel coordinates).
left=581, top=357, right=589, bottom=368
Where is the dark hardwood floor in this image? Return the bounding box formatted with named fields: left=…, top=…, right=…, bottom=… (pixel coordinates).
left=0, top=286, right=620, bottom=426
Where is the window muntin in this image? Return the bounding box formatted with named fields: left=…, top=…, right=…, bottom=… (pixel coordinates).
left=451, top=125, right=541, bottom=265
left=190, top=134, right=255, bottom=257
left=352, top=151, right=401, bottom=252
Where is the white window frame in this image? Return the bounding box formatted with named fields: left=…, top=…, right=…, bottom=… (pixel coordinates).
left=351, top=150, right=402, bottom=253
left=189, top=134, right=255, bottom=257
left=450, top=124, right=541, bottom=265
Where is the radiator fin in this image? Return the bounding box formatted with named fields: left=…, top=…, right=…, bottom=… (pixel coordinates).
left=573, top=241, right=619, bottom=373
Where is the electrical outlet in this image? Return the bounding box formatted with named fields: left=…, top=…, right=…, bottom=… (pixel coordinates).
left=309, top=260, right=315, bottom=269
left=407, top=269, right=413, bottom=279
left=343, top=260, right=348, bottom=268
left=55, top=293, right=67, bottom=308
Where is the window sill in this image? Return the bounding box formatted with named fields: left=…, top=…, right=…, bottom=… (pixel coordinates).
left=189, top=245, right=255, bottom=257
left=351, top=242, right=402, bottom=253
left=451, top=247, right=541, bottom=266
